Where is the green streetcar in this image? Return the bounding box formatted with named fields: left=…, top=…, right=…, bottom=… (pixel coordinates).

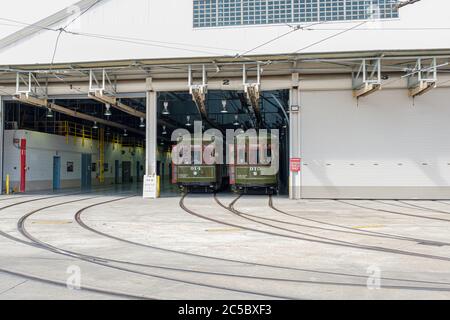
left=172, top=138, right=227, bottom=192
left=229, top=134, right=278, bottom=194
left=172, top=134, right=278, bottom=194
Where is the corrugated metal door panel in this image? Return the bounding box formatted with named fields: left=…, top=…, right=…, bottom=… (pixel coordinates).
left=300, top=88, right=450, bottom=199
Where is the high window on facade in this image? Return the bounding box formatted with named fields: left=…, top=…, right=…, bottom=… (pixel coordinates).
left=193, top=0, right=399, bottom=28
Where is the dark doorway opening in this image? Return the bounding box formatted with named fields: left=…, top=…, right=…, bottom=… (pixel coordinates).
left=81, top=154, right=92, bottom=189
left=122, top=161, right=132, bottom=184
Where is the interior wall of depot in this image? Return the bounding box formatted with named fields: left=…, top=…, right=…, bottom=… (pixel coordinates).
left=2, top=130, right=146, bottom=191
left=300, top=87, right=450, bottom=199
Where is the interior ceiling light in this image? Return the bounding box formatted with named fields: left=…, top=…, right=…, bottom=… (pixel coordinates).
left=46, top=108, right=54, bottom=118
left=104, top=103, right=112, bottom=116
left=123, top=129, right=128, bottom=137
left=162, top=101, right=170, bottom=115
left=186, top=115, right=192, bottom=127
left=221, top=99, right=228, bottom=113
left=162, top=125, right=167, bottom=135
left=233, top=115, right=239, bottom=126
left=139, top=117, right=145, bottom=128
left=93, top=121, right=98, bottom=129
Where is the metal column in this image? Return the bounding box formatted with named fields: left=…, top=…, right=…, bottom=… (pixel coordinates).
left=145, top=80, right=157, bottom=176
left=289, top=74, right=302, bottom=200
left=0, top=96, right=3, bottom=194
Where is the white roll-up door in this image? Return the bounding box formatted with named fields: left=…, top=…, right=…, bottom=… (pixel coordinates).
left=300, top=88, right=450, bottom=199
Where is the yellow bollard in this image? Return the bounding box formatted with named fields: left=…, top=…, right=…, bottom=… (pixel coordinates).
left=5, top=174, right=10, bottom=195
left=157, top=176, right=161, bottom=198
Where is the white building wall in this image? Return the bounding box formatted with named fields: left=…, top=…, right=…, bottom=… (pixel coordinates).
left=3, top=130, right=145, bottom=192
left=1, top=0, right=450, bottom=65
left=300, top=87, right=450, bottom=199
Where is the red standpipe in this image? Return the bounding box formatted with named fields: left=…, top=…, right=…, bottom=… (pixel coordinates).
left=172, top=162, right=177, bottom=184
left=20, top=139, right=26, bottom=193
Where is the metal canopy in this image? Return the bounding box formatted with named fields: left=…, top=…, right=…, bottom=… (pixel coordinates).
left=0, top=49, right=450, bottom=101
left=2, top=49, right=450, bottom=83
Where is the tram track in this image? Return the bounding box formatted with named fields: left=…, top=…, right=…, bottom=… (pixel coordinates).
left=200, top=194, right=450, bottom=264
left=436, top=201, right=450, bottom=207
left=0, top=267, right=148, bottom=300
left=0, top=190, right=152, bottom=299
left=5, top=192, right=325, bottom=299
left=396, top=200, right=450, bottom=215
left=376, top=199, right=450, bottom=215
left=268, top=197, right=450, bottom=246
left=2, top=191, right=450, bottom=298
left=10, top=194, right=301, bottom=300
left=180, top=194, right=450, bottom=291
left=8, top=191, right=450, bottom=296
left=337, top=200, right=450, bottom=223
left=74, top=194, right=450, bottom=291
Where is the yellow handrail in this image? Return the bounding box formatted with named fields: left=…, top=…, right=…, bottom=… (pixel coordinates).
left=22, top=121, right=144, bottom=148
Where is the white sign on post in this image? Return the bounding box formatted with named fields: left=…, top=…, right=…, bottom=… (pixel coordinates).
left=143, top=174, right=157, bottom=199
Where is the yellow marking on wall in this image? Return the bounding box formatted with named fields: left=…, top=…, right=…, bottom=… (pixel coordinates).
left=82, top=125, right=85, bottom=147
left=5, top=175, right=10, bottom=195
left=65, top=121, right=69, bottom=144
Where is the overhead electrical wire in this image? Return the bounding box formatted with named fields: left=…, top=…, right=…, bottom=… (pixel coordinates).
left=50, top=31, right=63, bottom=66
left=293, top=21, right=368, bottom=54
left=0, top=0, right=444, bottom=74
left=2, top=13, right=450, bottom=65
left=66, top=31, right=236, bottom=56
left=0, top=17, right=57, bottom=31
left=50, top=0, right=104, bottom=66
left=236, top=25, right=302, bottom=58
left=65, top=31, right=238, bottom=53
left=0, top=16, right=238, bottom=58
left=304, top=27, right=450, bottom=31
left=235, top=21, right=326, bottom=58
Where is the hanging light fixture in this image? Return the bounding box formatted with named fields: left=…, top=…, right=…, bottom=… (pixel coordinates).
left=46, top=108, right=54, bottom=118
left=162, top=101, right=170, bottom=115
left=93, top=121, right=99, bottom=129
left=104, top=103, right=112, bottom=116
left=162, top=125, right=167, bottom=135
left=186, top=115, right=192, bottom=127
left=221, top=99, right=228, bottom=113
left=139, top=117, right=145, bottom=128
left=123, top=129, right=128, bottom=137
left=233, top=115, right=239, bottom=126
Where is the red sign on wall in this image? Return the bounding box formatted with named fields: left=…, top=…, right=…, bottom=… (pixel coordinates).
left=290, top=158, right=301, bottom=172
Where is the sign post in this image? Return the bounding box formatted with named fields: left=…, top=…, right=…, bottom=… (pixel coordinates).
left=290, top=158, right=301, bottom=173
left=143, top=174, right=158, bottom=199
